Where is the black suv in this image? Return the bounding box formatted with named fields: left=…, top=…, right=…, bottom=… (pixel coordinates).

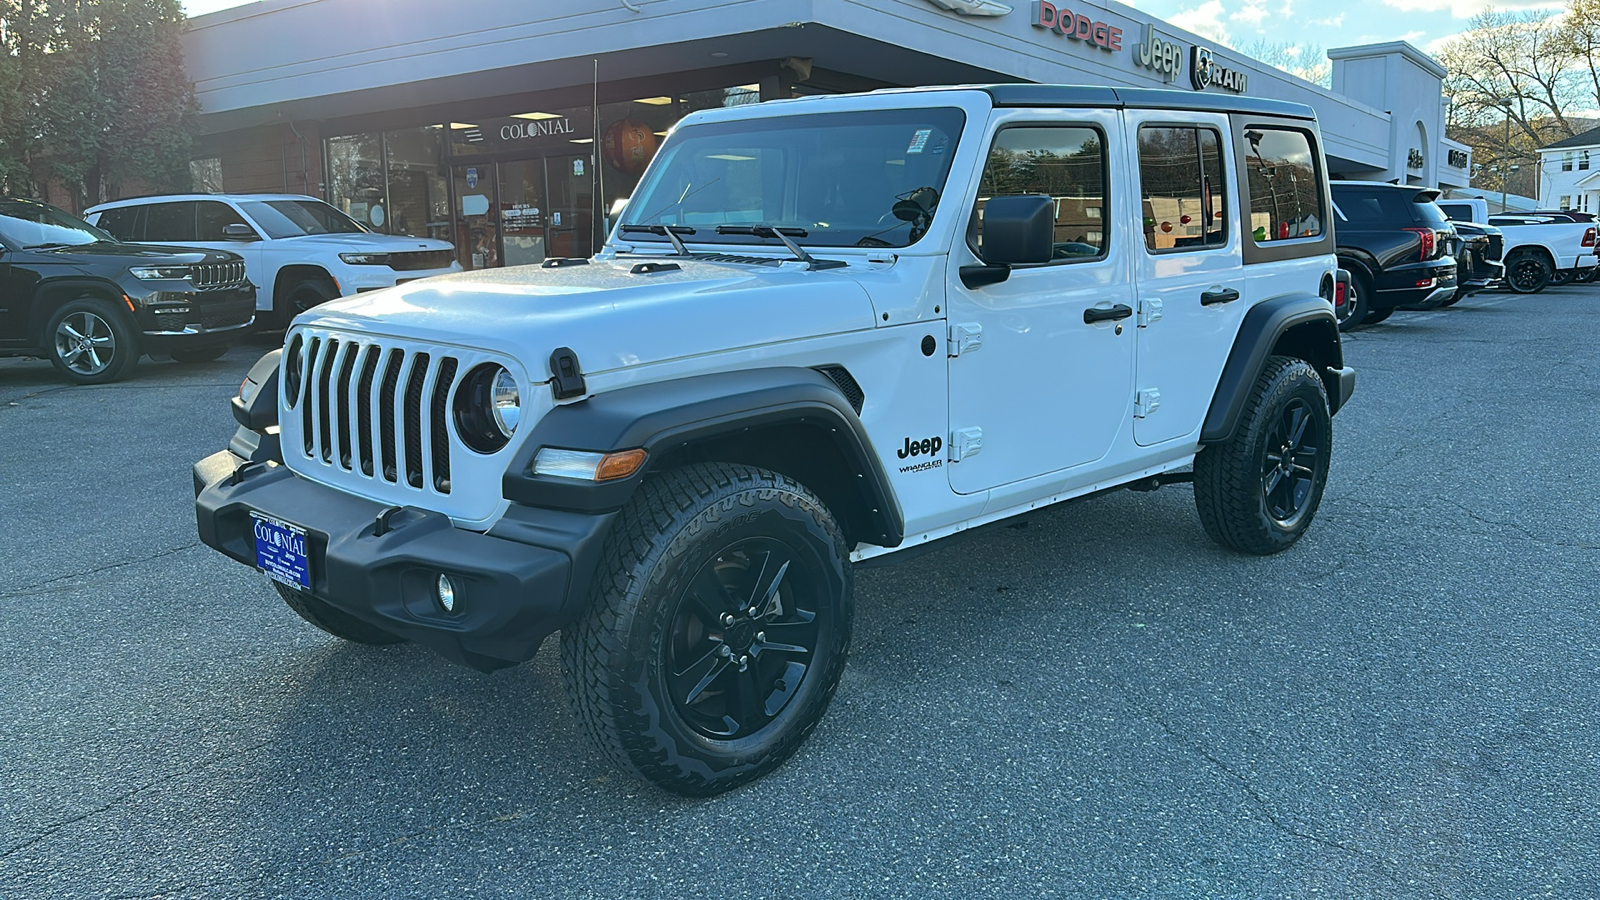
left=0, top=198, right=256, bottom=383
left=1330, top=182, right=1459, bottom=330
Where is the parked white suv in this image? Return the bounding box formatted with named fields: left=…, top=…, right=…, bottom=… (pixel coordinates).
left=85, top=194, right=461, bottom=325
left=195, top=86, right=1355, bottom=796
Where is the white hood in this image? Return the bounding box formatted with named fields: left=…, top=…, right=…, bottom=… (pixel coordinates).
left=285, top=232, right=454, bottom=252
left=298, top=257, right=880, bottom=378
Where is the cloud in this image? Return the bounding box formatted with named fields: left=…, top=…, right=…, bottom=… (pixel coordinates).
left=1171, top=0, right=1232, bottom=43
left=1379, top=0, right=1562, bottom=18
left=1231, top=0, right=1270, bottom=27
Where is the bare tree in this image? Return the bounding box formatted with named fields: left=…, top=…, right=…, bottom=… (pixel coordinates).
left=1237, top=40, right=1331, bottom=88
left=1437, top=7, right=1581, bottom=145
left=1555, top=0, right=1600, bottom=112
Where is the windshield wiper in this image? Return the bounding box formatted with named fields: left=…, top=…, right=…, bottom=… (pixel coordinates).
left=715, top=225, right=845, bottom=271
left=23, top=241, right=75, bottom=250
left=618, top=224, right=695, bottom=256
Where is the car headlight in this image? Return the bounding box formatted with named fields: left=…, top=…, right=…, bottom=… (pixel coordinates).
left=129, top=266, right=191, bottom=280
left=454, top=363, right=520, bottom=453
left=338, top=252, right=390, bottom=265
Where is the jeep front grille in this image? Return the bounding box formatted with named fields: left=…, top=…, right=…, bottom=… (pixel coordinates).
left=387, top=250, right=456, bottom=271
left=190, top=261, right=247, bottom=290
left=293, top=338, right=456, bottom=494
left=280, top=326, right=538, bottom=526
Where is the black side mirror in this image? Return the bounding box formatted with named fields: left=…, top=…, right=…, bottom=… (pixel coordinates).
left=961, top=194, right=1055, bottom=288
left=221, top=223, right=259, bottom=241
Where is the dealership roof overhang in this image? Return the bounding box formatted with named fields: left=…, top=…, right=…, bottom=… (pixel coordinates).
left=184, top=0, right=1429, bottom=179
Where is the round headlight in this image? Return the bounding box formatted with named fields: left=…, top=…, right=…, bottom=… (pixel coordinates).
left=454, top=363, right=519, bottom=454
left=491, top=368, right=520, bottom=437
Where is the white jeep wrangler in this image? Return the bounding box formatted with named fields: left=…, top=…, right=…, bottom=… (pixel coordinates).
left=195, top=85, right=1355, bottom=795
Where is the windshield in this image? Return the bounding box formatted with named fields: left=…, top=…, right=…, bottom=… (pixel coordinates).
left=239, top=199, right=368, bottom=239
left=0, top=200, right=114, bottom=248
left=620, top=107, right=966, bottom=249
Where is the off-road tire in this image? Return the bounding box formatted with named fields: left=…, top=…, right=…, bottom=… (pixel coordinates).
left=1504, top=251, right=1550, bottom=294
left=273, top=582, right=406, bottom=645
left=1336, top=268, right=1369, bottom=332
left=1194, top=356, right=1332, bottom=555
left=560, top=462, right=853, bottom=796
left=46, top=298, right=140, bottom=384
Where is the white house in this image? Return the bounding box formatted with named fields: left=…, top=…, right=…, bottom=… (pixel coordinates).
left=1536, top=125, right=1600, bottom=213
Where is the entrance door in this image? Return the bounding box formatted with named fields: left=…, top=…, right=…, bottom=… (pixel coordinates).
left=452, top=165, right=498, bottom=270
left=498, top=159, right=549, bottom=267
left=544, top=153, right=594, bottom=259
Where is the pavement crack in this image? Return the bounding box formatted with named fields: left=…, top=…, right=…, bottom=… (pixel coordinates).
left=0, top=542, right=203, bottom=599
left=0, top=737, right=282, bottom=866
left=1443, top=500, right=1600, bottom=551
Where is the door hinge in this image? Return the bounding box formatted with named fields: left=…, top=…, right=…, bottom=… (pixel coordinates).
left=948, top=322, right=983, bottom=357
left=1135, top=389, right=1161, bottom=418
left=949, top=427, right=983, bottom=461
left=1138, top=297, right=1163, bottom=327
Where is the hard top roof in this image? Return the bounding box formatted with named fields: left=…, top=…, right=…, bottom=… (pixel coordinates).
left=874, top=84, right=1316, bottom=121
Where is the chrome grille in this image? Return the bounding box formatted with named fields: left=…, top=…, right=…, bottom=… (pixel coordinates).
left=190, top=261, right=247, bottom=289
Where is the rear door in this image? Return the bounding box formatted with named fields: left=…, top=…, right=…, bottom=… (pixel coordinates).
left=945, top=108, right=1136, bottom=495
left=1124, top=111, right=1244, bottom=447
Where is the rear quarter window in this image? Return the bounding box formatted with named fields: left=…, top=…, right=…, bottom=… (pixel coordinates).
left=94, top=206, right=140, bottom=241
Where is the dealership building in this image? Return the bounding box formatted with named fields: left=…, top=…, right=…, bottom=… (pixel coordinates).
left=182, top=0, right=1471, bottom=268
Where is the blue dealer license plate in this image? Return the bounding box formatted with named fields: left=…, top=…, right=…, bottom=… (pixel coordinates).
left=251, top=513, right=311, bottom=589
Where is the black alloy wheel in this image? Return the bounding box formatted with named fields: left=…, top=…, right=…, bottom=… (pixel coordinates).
left=1504, top=254, right=1550, bottom=294
left=667, top=539, right=823, bottom=741
left=1261, top=398, right=1325, bottom=530
left=1549, top=269, right=1576, bottom=287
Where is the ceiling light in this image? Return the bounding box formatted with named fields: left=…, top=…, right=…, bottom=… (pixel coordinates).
left=513, top=112, right=562, bottom=120
left=634, top=96, right=674, bottom=105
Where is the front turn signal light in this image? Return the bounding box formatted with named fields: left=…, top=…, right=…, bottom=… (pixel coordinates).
left=533, top=447, right=648, bottom=482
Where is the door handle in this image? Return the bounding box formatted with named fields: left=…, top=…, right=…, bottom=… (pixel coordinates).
left=1084, top=304, right=1134, bottom=324
left=1200, top=287, right=1240, bottom=306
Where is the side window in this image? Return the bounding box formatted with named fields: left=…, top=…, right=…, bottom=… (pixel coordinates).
left=196, top=201, right=249, bottom=241
left=974, top=125, right=1107, bottom=261
left=1241, top=128, right=1324, bottom=243
left=94, top=206, right=138, bottom=241
left=143, top=202, right=197, bottom=242
left=1136, top=126, right=1227, bottom=253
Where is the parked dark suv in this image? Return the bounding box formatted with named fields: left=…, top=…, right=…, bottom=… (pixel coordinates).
left=1330, top=181, right=1459, bottom=330
left=0, top=198, right=256, bottom=383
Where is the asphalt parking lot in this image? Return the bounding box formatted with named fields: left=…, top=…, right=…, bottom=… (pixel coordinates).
left=2, top=285, right=1598, bottom=899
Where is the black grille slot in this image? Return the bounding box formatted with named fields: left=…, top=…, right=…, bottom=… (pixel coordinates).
left=1488, top=233, right=1503, bottom=261
left=199, top=297, right=253, bottom=329
left=430, top=357, right=458, bottom=494
left=355, top=345, right=379, bottom=476
left=378, top=349, right=403, bottom=482
left=334, top=343, right=359, bottom=470
left=387, top=250, right=456, bottom=271
left=403, top=353, right=430, bottom=488
left=816, top=365, right=864, bottom=414
left=301, top=338, right=321, bottom=456
left=316, top=339, right=340, bottom=462
left=697, top=254, right=784, bottom=267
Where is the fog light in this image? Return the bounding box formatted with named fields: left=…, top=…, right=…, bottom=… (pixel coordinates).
left=437, top=574, right=457, bottom=612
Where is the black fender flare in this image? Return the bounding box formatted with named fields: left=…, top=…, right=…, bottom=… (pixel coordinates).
left=1200, top=293, right=1350, bottom=445
left=29, top=277, right=135, bottom=345
left=502, top=367, right=905, bottom=547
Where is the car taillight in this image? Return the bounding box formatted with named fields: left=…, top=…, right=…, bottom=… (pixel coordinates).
left=1404, top=227, right=1436, bottom=260
left=1584, top=227, right=1596, bottom=247
left=1334, top=281, right=1347, bottom=308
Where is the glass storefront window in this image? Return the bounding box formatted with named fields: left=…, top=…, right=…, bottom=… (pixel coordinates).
left=384, top=127, right=449, bottom=240
left=326, top=133, right=384, bottom=230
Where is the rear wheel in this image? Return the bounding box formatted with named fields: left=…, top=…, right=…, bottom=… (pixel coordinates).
left=46, top=298, right=139, bottom=384
left=1549, top=269, right=1576, bottom=287
left=273, top=582, right=406, bottom=645
left=1194, top=356, right=1332, bottom=555
left=1504, top=252, right=1551, bottom=294
left=561, top=462, right=853, bottom=796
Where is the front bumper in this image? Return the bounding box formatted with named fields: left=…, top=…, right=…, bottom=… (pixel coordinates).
left=194, top=450, right=614, bottom=671
left=135, top=286, right=257, bottom=352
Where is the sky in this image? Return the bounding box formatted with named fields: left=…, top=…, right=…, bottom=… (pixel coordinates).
left=180, top=0, right=1569, bottom=58
left=1124, top=0, right=1564, bottom=56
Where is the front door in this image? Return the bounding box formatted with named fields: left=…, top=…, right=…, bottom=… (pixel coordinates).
left=498, top=160, right=549, bottom=267
left=544, top=153, right=595, bottom=260
left=452, top=165, right=498, bottom=270
left=946, top=109, right=1137, bottom=496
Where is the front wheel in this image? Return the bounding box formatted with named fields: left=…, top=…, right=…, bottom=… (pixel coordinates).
left=1194, top=356, right=1332, bottom=555
left=47, top=298, right=139, bottom=384
left=1504, top=253, right=1550, bottom=294
left=561, top=463, right=853, bottom=796
left=276, top=278, right=337, bottom=327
